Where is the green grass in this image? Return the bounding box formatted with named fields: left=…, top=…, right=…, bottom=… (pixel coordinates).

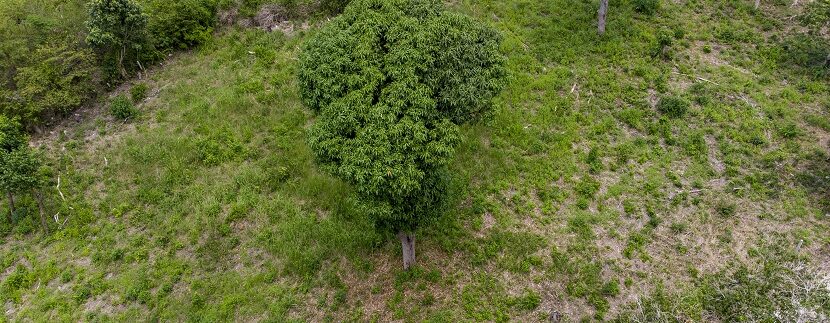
left=2, top=0, right=830, bottom=321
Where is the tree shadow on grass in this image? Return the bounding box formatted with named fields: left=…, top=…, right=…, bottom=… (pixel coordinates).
left=796, top=149, right=830, bottom=215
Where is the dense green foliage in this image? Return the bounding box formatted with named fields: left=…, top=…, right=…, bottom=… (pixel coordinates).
left=0, top=116, right=48, bottom=231
left=13, top=45, right=97, bottom=124
left=87, top=0, right=149, bottom=79
left=656, top=95, right=689, bottom=118
left=0, top=0, right=91, bottom=127
left=110, top=95, right=139, bottom=120
left=0, top=147, right=44, bottom=202
left=299, top=0, right=506, bottom=231
left=143, top=0, right=217, bottom=54
left=130, top=83, right=149, bottom=102
left=794, top=0, right=830, bottom=69
left=0, top=116, right=26, bottom=153
left=320, top=0, right=352, bottom=14
left=633, top=0, right=659, bottom=15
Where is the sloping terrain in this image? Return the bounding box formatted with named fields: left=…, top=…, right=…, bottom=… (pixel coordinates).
left=2, top=0, right=830, bottom=321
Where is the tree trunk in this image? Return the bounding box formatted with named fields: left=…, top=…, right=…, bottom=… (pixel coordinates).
left=598, top=0, right=609, bottom=35
left=6, top=191, right=15, bottom=223
left=754, top=0, right=760, bottom=9
left=33, top=189, right=48, bottom=233
left=398, top=232, right=415, bottom=270
left=118, top=46, right=128, bottom=80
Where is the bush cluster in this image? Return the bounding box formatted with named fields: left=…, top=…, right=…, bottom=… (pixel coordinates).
left=633, top=0, right=659, bottom=15
left=110, top=95, right=139, bottom=120
left=143, top=0, right=218, bottom=54
left=130, top=83, right=149, bottom=102
left=656, top=95, right=689, bottom=118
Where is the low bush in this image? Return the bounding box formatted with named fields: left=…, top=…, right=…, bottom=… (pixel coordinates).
left=633, top=0, right=659, bottom=15
left=656, top=95, right=689, bottom=118
left=130, top=83, right=149, bottom=102
left=651, top=28, right=674, bottom=59
left=110, top=95, right=139, bottom=120
left=142, top=0, right=218, bottom=54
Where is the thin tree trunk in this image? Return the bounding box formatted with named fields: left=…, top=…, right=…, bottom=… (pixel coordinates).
left=398, top=231, right=415, bottom=270
left=754, top=0, right=760, bottom=9
left=33, top=189, right=48, bottom=233
left=6, top=191, right=14, bottom=223
left=119, top=46, right=128, bottom=79
left=598, top=0, right=609, bottom=35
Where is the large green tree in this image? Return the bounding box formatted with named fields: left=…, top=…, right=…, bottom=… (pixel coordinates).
left=86, top=0, right=147, bottom=79
left=298, top=0, right=506, bottom=269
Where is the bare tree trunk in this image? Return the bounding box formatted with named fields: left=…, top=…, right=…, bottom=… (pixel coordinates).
left=398, top=232, right=415, bottom=270
left=598, top=0, right=609, bottom=35
left=33, top=189, right=48, bottom=233
left=6, top=191, right=15, bottom=223
left=754, top=0, right=760, bottom=9
left=119, top=46, right=128, bottom=80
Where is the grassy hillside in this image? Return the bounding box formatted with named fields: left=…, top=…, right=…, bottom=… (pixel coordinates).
left=2, top=0, right=830, bottom=321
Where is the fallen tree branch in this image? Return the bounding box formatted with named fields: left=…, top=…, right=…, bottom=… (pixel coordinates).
left=57, top=176, right=65, bottom=201
left=671, top=71, right=721, bottom=86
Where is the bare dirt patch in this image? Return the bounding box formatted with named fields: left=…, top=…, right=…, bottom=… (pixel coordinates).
left=235, top=4, right=314, bottom=34
left=83, top=293, right=126, bottom=316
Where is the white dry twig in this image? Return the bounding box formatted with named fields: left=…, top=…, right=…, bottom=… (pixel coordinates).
left=671, top=71, right=721, bottom=86
left=57, top=176, right=65, bottom=201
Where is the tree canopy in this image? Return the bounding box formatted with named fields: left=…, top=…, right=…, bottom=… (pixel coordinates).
left=86, top=0, right=148, bottom=78
left=298, top=0, right=506, bottom=232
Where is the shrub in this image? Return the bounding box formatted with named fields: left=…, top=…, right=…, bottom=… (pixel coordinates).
left=298, top=0, right=506, bottom=269
left=0, top=116, right=27, bottom=153
left=130, top=83, right=148, bottom=102
left=656, top=95, right=689, bottom=118
left=651, top=28, right=674, bottom=59
left=11, top=44, right=96, bottom=125
left=633, top=0, right=659, bottom=15
left=110, top=95, right=139, bottom=120
left=0, top=0, right=93, bottom=125
left=320, top=0, right=351, bottom=14
left=777, top=122, right=801, bottom=139
left=142, top=0, right=217, bottom=54
left=781, top=35, right=830, bottom=70
left=715, top=200, right=736, bottom=217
